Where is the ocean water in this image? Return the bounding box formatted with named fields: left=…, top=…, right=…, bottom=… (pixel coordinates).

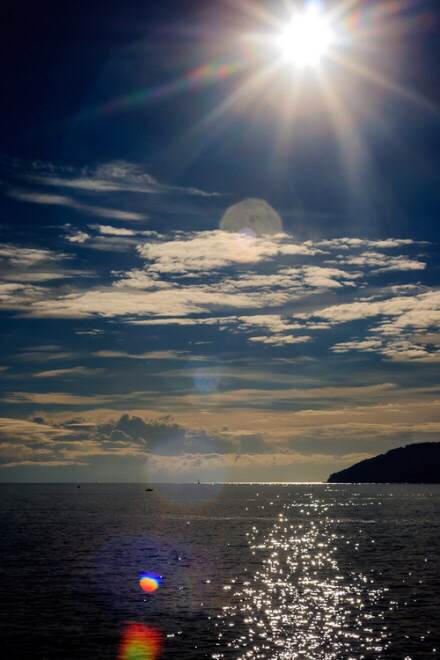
left=1, top=483, right=439, bottom=659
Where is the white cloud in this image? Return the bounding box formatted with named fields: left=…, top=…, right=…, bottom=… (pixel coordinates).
left=92, top=225, right=136, bottom=236
left=25, top=283, right=289, bottom=319
left=1, top=226, right=437, bottom=359
left=333, top=335, right=440, bottom=362
left=112, top=270, right=170, bottom=290
left=248, top=334, right=311, bottom=346
left=66, top=231, right=90, bottom=244
left=282, top=265, right=361, bottom=289
left=329, top=251, right=426, bottom=273
left=128, top=316, right=233, bottom=326
left=308, top=238, right=417, bottom=250
left=298, top=290, right=440, bottom=328
left=137, top=231, right=316, bottom=274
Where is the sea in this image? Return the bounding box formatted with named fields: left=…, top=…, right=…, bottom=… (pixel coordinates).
left=1, top=483, right=439, bottom=659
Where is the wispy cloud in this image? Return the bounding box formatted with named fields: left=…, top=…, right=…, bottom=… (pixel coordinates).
left=33, top=366, right=104, bottom=379
left=92, top=350, right=192, bottom=361
left=9, top=189, right=147, bottom=222
left=13, top=346, right=78, bottom=363
left=0, top=244, right=67, bottom=266
left=26, top=160, right=222, bottom=197
left=328, top=251, right=426, bottom=273
left=0, top=241, right=93, bottom=282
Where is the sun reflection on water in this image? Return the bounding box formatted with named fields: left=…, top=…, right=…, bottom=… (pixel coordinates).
left=213, top=497, right=390, bottom=659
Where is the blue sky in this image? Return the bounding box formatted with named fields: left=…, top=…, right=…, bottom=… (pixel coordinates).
left=1, top=0, right=440, bottom=481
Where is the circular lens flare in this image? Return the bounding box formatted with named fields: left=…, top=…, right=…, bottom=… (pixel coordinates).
left=139, top=573, right=161, bottom=593
left=119, top=623, right=162, bottom=660
left=277, top=6, right=335, bottom=68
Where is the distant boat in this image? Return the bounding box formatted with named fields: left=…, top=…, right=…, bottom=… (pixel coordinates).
left=145, top=487, right=154, bottom=492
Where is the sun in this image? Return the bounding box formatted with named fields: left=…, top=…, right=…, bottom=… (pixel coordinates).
left=276, top=5, right=335, bottom=69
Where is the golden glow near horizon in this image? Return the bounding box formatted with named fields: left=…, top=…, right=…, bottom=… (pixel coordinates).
left=276, top=5, right=335, bottom=69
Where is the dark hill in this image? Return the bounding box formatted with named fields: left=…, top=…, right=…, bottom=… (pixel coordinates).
left=328, top=442, right=440, bottom=483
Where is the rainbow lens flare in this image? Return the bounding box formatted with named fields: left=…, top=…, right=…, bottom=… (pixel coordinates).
left=118, top=623, right=162, bottom=660
left=139, top=573, right=161, bottom=594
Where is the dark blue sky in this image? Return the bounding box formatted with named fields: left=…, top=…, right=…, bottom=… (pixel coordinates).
left=1, top=0, right=440, bottom=481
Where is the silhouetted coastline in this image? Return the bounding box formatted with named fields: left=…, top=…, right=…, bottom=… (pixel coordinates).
left=328, top=442, right=440, bottom=483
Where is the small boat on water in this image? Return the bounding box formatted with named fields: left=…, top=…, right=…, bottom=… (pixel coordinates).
left=145, top=487, right=154, bottom=492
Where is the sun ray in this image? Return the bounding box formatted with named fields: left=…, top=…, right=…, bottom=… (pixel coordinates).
left=332, top=50, right=438, bottom=115
left=316, top=67, right=371, bottom=209
left=155, top=60, right=283, bottom=177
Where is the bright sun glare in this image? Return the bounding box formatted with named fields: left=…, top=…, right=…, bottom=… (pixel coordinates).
left=277, top=6, right=335, bottom=68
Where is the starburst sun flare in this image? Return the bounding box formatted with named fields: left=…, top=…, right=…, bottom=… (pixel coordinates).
left=276, top=5, right=335, bottom=68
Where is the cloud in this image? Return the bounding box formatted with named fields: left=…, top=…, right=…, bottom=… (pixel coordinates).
left=0, top=416, right=70, bottom=441
left=0, top=412, right=272, bottom=472
left=248, top=334, right=311, bottom=346
left=237, top=315, right=303, bottom=333
left=137, top=231, right=317, bottom=274
left=26, top=159, right=221, bottom=197
left=299, top=290, right=440, bottom=328
left=17, top=280, right=294, bottom=319
left=128, top=317, right=225, bottom=326
left=97, top=414, right=240, bottom=456
left=3, top=392, right=115, bottom=406
left=0, top=227, right=437, bottom=356
left=328, top=251, right=426, bottom=273
left=308, top=238, right=417, bottom=250
left=332, top=336, right=440, bottom=362
left=9, top=188, right=147, bottom=222
left=0, top=244, right=67, bottom=266
left=33, top=367, right=104, bottom=378
left=66, top=231, right=90, bottom=244
left=3, top=386, right=440, bottom=477
left=63, top=225, right=161, bottom=252
left=14, top=346, right=78, bottom=363
left=92, top=225, right=136, bottom=236
left=93, top=350, right=191, bottom=361
left=0, top=282, right=47, bottom=307
left=0, top=460, right=88, bottom=468
left=0, top=242, right=92, bottom=283
left=280, top=265, right=361, bottom=288
left=112, top=270, right=170, bottom=290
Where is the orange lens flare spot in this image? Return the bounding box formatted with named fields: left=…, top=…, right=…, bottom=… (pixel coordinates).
left=118, top=623, right=162, bottom=660
left=139, top=575, right=160, bottom=593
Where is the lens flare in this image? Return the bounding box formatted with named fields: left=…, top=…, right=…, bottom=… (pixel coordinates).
left=139, top=573, right=161, bottom=594
left=118, top=623, right=162, bottom=660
